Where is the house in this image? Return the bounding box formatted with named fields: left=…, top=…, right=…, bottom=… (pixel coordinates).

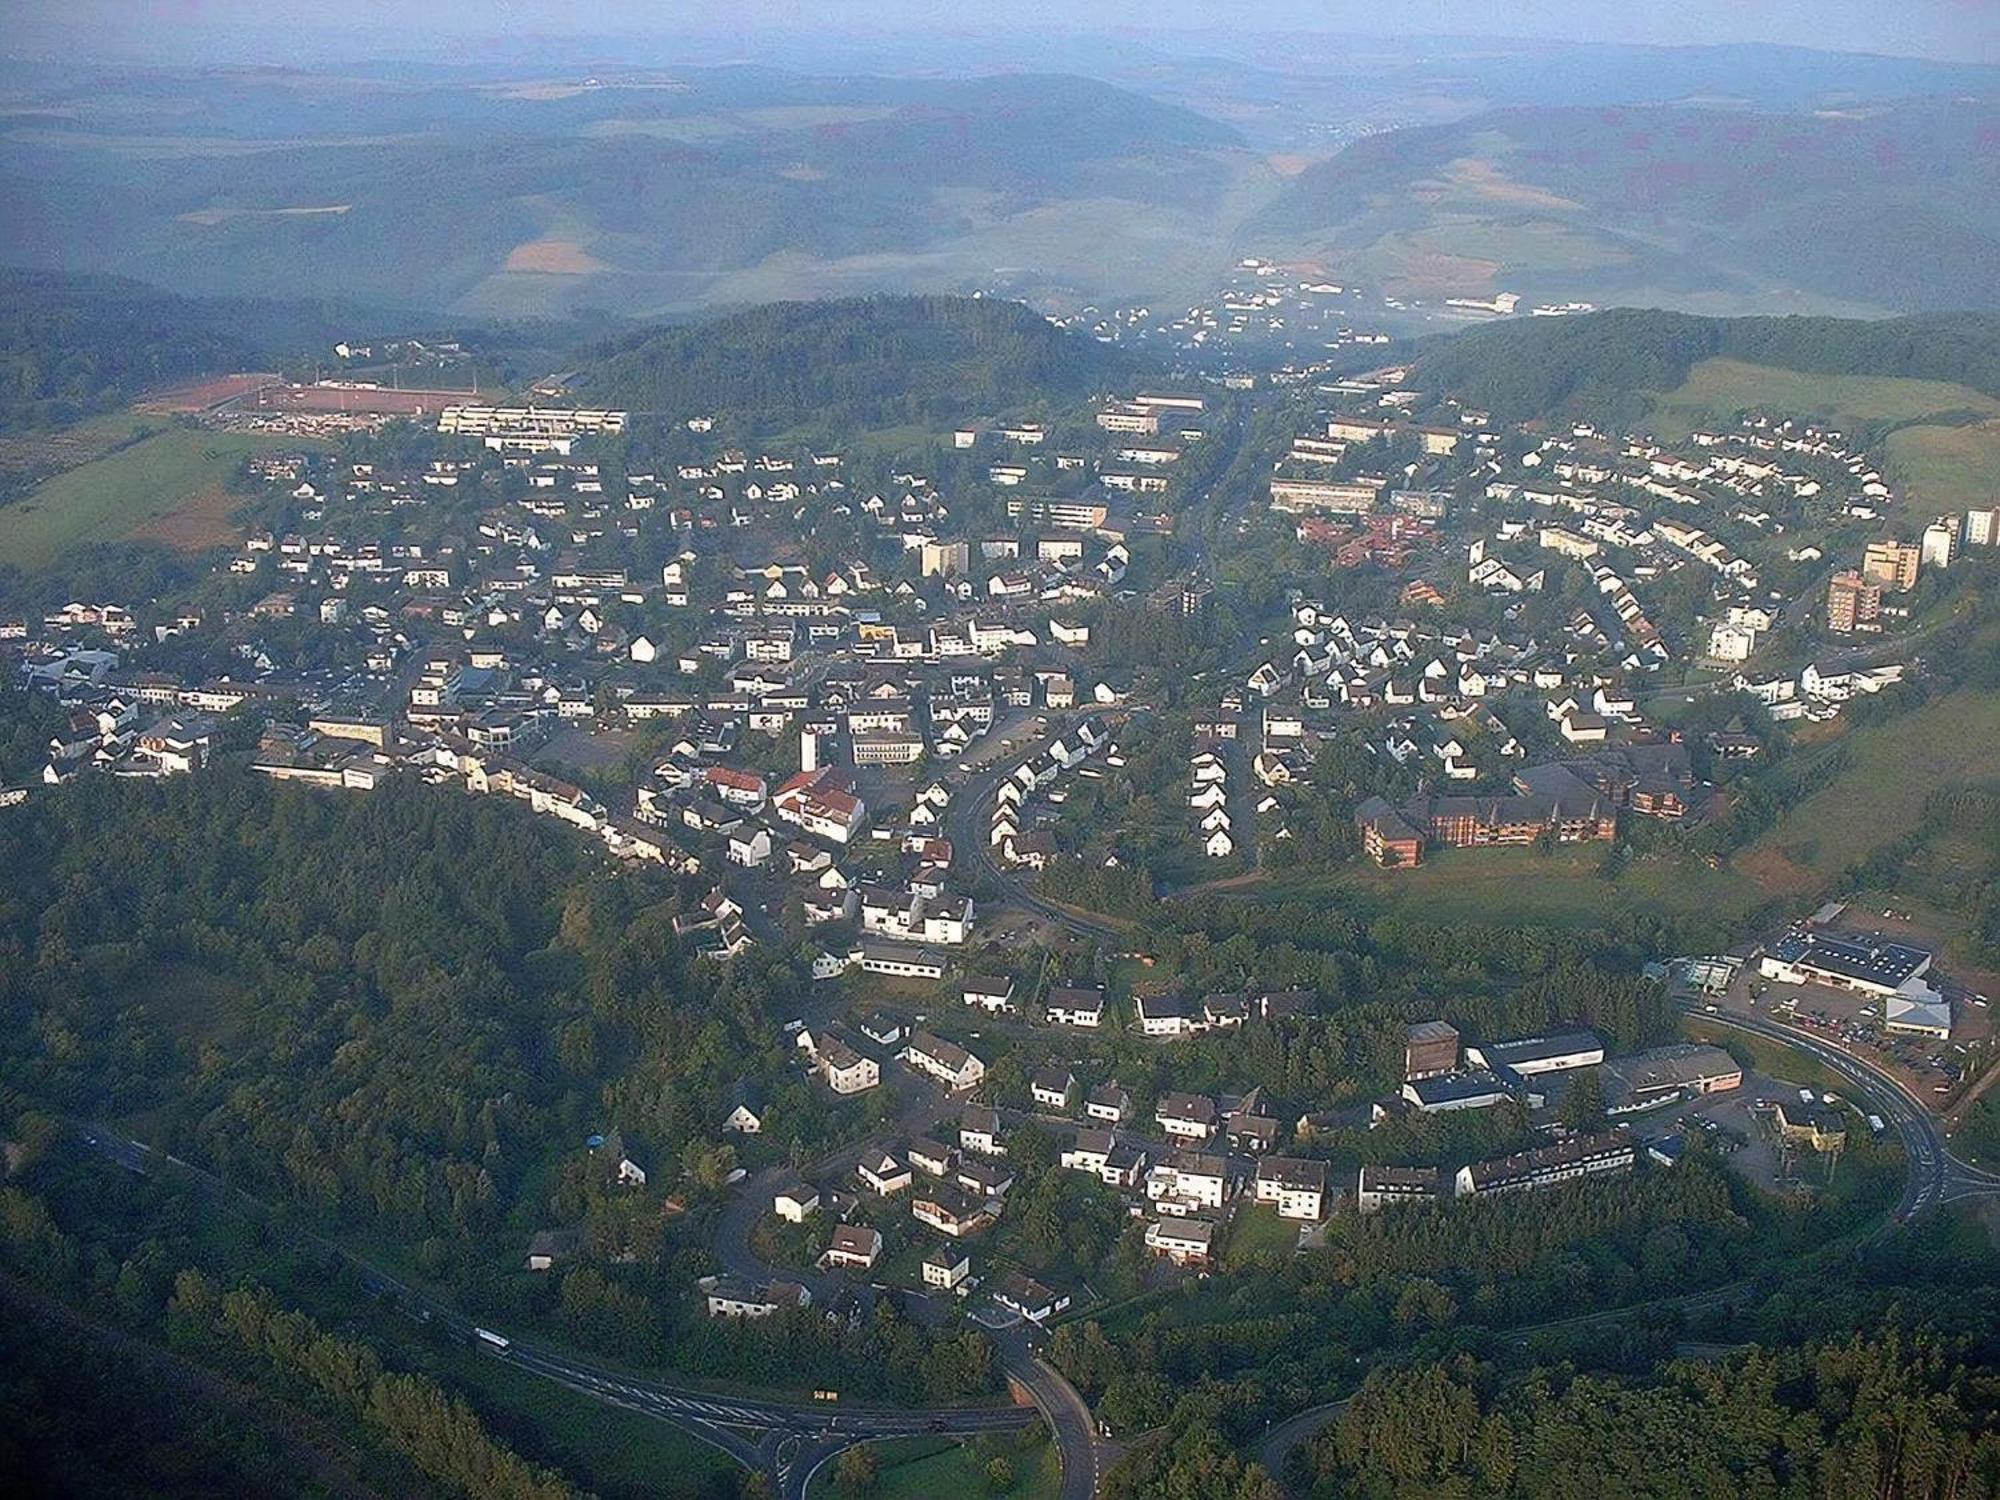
left=923, top=1245, right=971, bottom=1291
left=1145, top=1217, right=1217, bottom=1268
left=859, top=1149, right=913, bottom=1196
left=1253, top=1157, right=1328, bottom=1221
left=963, top=974, right=1018, bottom=1014
left=992, top=1271, right=1069, bottom=1325
left=1046, top=986, right=1105, bottom=1028
left=825, top=1224, right=882, bottom=1270
left=957, top=1156, right=1015, bottom=1199
left=701, top=1275, right=811, bottom=1319
left=959, top=1106, right=1005, bottom=1156
left=774, top=1180, right=820, bottom=1224
left=912, top=1187, right=994, bottom=1238
left=905, top=1030, right=987, bottom=1090
left=524, top=1227, right=584, bottom=1272
left=721, top=1084, right=766, bottom=1135
left=859, top=943, right=947, bottom=980
left=727, top=824, right=776, bottom=867
left=1031, top=1066, right=1078, bottom=1112
left=818, top=1037, right=881, bottom=1096
left=1085, top=1082, right=1133, bottom=1124
left=1146, top=1152, right=1228, bottom=1213
left=1155, top=1092, right=1218, bottom=1140
left=893, top=1126, right=952, bottom=1176
left=1137, top=993, right=1193, bottom=1038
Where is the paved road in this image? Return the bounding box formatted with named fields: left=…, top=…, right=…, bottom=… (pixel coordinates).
left=1680, top=1006, right=2000, bottom=1217
left=946, top=717, right=1126, bottom=942
left=74, top=1124, right=1035, bottom=1498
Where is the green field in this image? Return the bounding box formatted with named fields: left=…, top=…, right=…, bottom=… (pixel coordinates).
left=1744, top=688, right=2000, bottom=886
left=1883, top=419, right=2000, bottom=513
left=1649, top=358, right=2000, bottom=442
left=0, top=422, right=298, bottom=569
left=807, top=1432, right=1061, bottom=1500
left=1255, top=844, right=1766, bottom=935
left=1222, top=1203, right=1300, bottom=1268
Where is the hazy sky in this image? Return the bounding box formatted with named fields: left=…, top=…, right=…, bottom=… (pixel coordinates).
left=9, top=0, right=1998, bottom=65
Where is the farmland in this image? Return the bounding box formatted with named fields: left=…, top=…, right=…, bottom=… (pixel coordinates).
left=0, top=422, right=302, bottom=569
left=1647, top=358, right=2000, bottom=442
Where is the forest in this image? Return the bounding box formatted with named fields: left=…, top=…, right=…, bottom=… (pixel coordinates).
left=0, top=269, right=389, bottom=433
left=579, top=295, right=1146, bottom=434
left=1413, top=307, right=2000, bottom=429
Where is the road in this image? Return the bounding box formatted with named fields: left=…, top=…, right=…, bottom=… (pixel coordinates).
left=946, top=714, right=1126, bottom=942
left=74, top=1124, right=1035, bottom=1499
left=1680, top=1005, right=2000, bottom=1217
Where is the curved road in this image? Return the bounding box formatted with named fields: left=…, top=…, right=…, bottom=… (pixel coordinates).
left=1682, top=1005, right=2000, bottom=1217
left=75, top=1124, right=1035, bottom=1497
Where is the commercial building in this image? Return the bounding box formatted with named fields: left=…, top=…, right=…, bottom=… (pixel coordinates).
left=1465, top=1030, right=1606, bottom=1076
left=1605, top=1043, right=1743, bottom=1107
left=1758, top=929, right=1934, bottom=1000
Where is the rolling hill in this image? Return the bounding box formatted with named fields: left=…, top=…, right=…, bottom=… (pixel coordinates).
left=0, top=65, right=1249, bottom=319
left=1254, top=99, right=2000, bottom=317
left=1413, top=306, right=2000, bottom=510
left=578, top=294, right=1147, bottom=431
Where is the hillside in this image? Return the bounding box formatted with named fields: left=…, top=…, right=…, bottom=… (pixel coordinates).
left=1411, top=308, right=2000, bottom=429
left=0, top=66, right=1247, bottom=318
left=1255, top=99, right=2000, bottom=317
left=578, top=294, right=1147, bottom=430
left=0, top=270, right=373, bottom=433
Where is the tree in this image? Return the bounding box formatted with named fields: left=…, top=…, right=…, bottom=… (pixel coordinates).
left=983, top=1455, right=1014, bottom=1494
left=834, top=1444, right=879, bottom=1497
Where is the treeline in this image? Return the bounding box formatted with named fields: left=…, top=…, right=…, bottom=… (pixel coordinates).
left=578, top=294, right=1143, bottom=433
left=0, top=268, right=384, bottom=433
left=169, top=1271, right=576, bottom=1500
left=1414, top=306, right=2000, bottom=428
left=1317, top=1325, right=2000, bottom=1499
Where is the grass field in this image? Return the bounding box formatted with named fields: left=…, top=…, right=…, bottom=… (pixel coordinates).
left=806, top=1432, right=1061, bottom=1500
left=1883, top=419, right=2000, bottom=513
left=1649, top=359, right=2000, bottom=443
left=1743, top=688, right=2000, bottom=889
left=1254, top=844, right=1766, bottom=935
left=1223, top=1203, right=1299, bottom=1268
left=0, top=422, right=302, bottom=569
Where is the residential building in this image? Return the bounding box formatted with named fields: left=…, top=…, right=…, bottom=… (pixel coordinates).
left=1454, top=1131, right=1635, bottom=1198
left=1253, top=1156, right=1329, bottom=1220
left=1356, top=1164, right=1441, bottom=1214
left=1144, top=1217, right=1217, bottom=1268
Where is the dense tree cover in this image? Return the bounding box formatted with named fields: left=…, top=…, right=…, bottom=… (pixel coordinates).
left=1414, top=306, right=2000, bottom=429
left=579, top=295, right=1144, bottom=433
left=0, top=268, right=398, bottom=433
left=1317, top=1321, right=2000, bottom=1499
left=169, top=1271, right=576, bottom=1500
left=1260, top=100, right=2000, bottom=319
left=0, top=1276, right=380, bottom=1500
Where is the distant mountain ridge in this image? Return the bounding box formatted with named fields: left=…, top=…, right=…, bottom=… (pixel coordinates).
left=1412, top=307, right=2000, bottom=429
left=578, top=294, right=1149, bottom=431
left=0, top=67, right=1245, bottom=318
left=1256, top=98, right=2000, bottom=317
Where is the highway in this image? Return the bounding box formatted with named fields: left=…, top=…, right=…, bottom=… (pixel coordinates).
left=73, top=1123, right=1035, bottom=1499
